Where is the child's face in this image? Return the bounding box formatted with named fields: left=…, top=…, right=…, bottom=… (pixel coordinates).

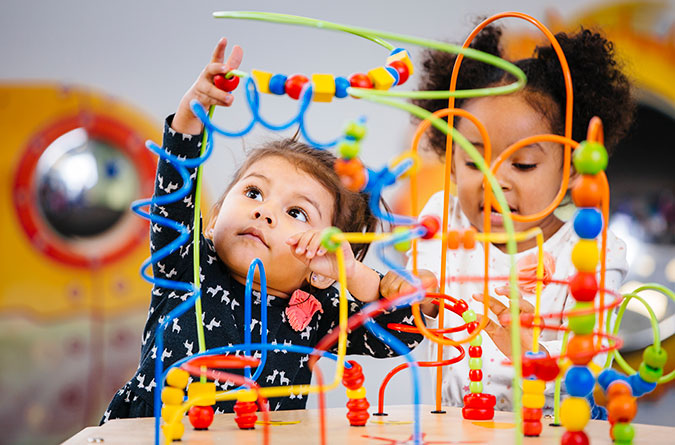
left=452, top=94, right=567, bottom=250
left=212, top=155, right=334, bottom=296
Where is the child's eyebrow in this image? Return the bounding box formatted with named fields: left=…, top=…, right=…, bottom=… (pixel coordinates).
left=242, top=172, right=270, bottom=183
left=293, top=193, right=323, bottom=220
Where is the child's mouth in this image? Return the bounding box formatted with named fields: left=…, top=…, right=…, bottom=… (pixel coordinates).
left=240, top=227, right=269, bottom=247
left=479, top=205, right=518, bottom=226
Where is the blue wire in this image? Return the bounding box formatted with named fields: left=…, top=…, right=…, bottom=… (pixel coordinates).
left=243, top=259, right=268, bottom=381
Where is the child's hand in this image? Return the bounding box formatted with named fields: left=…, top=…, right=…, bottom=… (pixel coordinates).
left=472, top=286, right=545, bottom=359
left=172, top=37, right=243, bottom=135
left=287, top=229, right=355, bottom=283
left=380, top=270, right=439, bottom=317
left=286, top=230, right=380, bottom=303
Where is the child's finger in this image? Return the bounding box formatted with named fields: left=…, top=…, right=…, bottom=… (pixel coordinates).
left=472, top=293, right=509, bottom=319
left=210, top=37, right=229, bottom=64
left=476, top=313, right=501, bottom=337
left=286, top=233, right=301, bottom=246
left=294, top=232, right=313, bottom=255
left=224, top=44, right=243, bottom=71
left=494, top=285, right=535, bottom=314
left=304, top=232, right=323, bottom=259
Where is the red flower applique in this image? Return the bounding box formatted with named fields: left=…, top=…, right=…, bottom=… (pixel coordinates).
left=285, top=289, right=323, bottom=332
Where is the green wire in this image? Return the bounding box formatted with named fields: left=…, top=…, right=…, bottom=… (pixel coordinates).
left=192, top=105, right=215, bottom=384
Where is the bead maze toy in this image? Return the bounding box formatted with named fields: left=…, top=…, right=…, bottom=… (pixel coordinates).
left=131, top=10, right=675, bottom=445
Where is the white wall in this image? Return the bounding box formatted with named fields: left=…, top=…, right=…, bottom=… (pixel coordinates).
left=1, top=0, right=641, bottom=413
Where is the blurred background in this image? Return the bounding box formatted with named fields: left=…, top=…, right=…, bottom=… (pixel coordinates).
left=1, top=1, right=674, bottom=443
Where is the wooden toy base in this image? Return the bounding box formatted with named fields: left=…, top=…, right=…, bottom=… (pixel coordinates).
left=62, top=405, right=673, bottom=444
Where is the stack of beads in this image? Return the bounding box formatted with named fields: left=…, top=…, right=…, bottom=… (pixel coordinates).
left=233, top=389, right=259, bottom=429
left=559, top=139, right=609, bottom=445
left=459, top=298, right=497, bottom=420
left=521, top=351, right=547, bottom=436
left=334, top=119, right=368, bottom=192
left=249, top=48, right=413, bottom=102
left=342, top=360, right=370, bottom=426
left=161, top=368, right=191, bottom=441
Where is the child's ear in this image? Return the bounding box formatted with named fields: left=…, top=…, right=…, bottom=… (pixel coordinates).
left=567, top=167, right=581, bottom=191
left=204, top=210, right=218, bottom=240
left=306, top=272, right=334, bottom=290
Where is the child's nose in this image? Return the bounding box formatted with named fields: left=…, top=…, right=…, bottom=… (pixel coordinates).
left=253, top=207, right=275, bottom=226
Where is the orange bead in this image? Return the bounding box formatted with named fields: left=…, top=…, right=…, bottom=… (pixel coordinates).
left=447, top=230, right=460, bottom=249
left=462, top=227, right=477, bottom=250
left=572, top=175, right=603, bottom=208
left=606, top=380, right=632, bottom=399
left=334, top=158, right=367, bottom=192
left=567, top=335, right=596, bottom=365
left=607, top=394, right=637, bottom=423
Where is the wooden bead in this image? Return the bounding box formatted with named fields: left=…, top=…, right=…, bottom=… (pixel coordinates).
left=560, top=397, right=591, bottom=431
left=572, top=175, right=603, bottom=207
left=567, top=335, right=596, bottom=365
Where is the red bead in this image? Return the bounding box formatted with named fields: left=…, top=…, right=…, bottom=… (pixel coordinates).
left=469, top=346, right=482, bottom=358
left=523, top=420, right=542, bottom=436
left=561, top=430, right=589, bottom=445
left=454, top=299, right=469, bottom=315
left=469, top=369, right=483, bottom=381
left=346, top=397, right=370, bottom=426
left=463, top=393, right=496, bottom=409
left=387, top=61, right=409, bottom=85
left=233, top=400, right=258, bottom=429
left=419, top=215, right=441, bottom=239
left=342, top=360, right=365, bottom=390
left=213, top=73, right=240, bottom=92
left=348, top=73, right=373, bottom=91
left=569, top=272, right=598, bottom=302
left=522, top=355, right=536, bottom=378
left=535, top=357, right=560, bottom=381
left=188, top=405, right=214, bottom=430
left=285, top=74, right=310, bottom=100
left=567, top=335, right=595, bottom=365
left=462, top=407, right=494, bottom=420
left=466, top=321, right=480, bottom=333
left=523, top=407, right=543, bottom=421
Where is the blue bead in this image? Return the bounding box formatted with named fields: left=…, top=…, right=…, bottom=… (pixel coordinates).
left=384, top=66, right=400, bottom=85
left=573, top=208, right=603, bottom=239
left=269, top=74, right=287, bottom=95
left=390, top=47, right=406, bottom=56
left=335, top=76, right=349, bottom=98
left=525, top=351, right=547, bottom=359
left=629, top=372, right=657, bottom=397
left=565, top=366, right=595, bottom=397
left=597, top=369, right=628, bottom=390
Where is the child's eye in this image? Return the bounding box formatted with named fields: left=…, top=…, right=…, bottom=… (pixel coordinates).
left=288, top=208, right=308, bottom=222
left=465, top=162, right=478, bottom=170
left=245, top=186, right=263, bottom=201
left=513, top=163, right=537, bottom=171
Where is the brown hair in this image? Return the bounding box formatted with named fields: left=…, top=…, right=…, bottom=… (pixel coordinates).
left=206, top=138, right=379, bottom=261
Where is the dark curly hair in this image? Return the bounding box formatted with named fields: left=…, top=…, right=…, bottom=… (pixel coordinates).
left=412, top=25, right=635, bottom=158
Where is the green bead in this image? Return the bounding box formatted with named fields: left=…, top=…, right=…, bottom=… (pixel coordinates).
left=470, top=381, right=483, bottom=393
left=470, top=334, right=482, bottom=347
left=643, top=345, right=668, bottom=369
left=337, top=139, right=360, bottom=160
left=638, top=361, right=663, bottom=383
left=392, top=226, right=411, bottom=252
left=320, top=227, right=342, bottom=252
left=344, top=120, right=367, bottom=141
left=573, top=141, right=608, bottom=174
left=469, top=358, right=483, bottom=369
left=462, top=309, right=477, bottom=323
left=612, top=422, right=635, bottom=442
left=568, top=302, right=596, bottom=335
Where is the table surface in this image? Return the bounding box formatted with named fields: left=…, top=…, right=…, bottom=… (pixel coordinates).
left=62, top=404, right=674, bottom=444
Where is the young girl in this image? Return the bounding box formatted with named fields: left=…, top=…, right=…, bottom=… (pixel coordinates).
left=102, top=38, right=422, bottom=421
left=381, top=27, right=634, bottom=413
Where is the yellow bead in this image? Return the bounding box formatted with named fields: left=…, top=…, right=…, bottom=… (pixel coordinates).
left=386, top=50, right=414, bottom=75
left=522, top=393, right=546, bottom=409
left=161, top=405, right=183, bottom=423
left=346, top=387, right=366, bottom=399
left=571, top=240, right=599, bottom=272
left=311, top=73, right=335, bottom=102
left=166, top=368, right=190, bottom=389
left=252, top=69, right=273, bottom=94
left=161, top=387, right=184, bottom=406
left=237, top=389, right=258, bottom=403
left=187, top=382, right=216, bottom=406
left=162, top=422, right=185, bottom=441
left=367, top=66, right=396, bottom=90
left=523, top=379, right=545, bottom=394
left=560, top=397, right=591, bottom=431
